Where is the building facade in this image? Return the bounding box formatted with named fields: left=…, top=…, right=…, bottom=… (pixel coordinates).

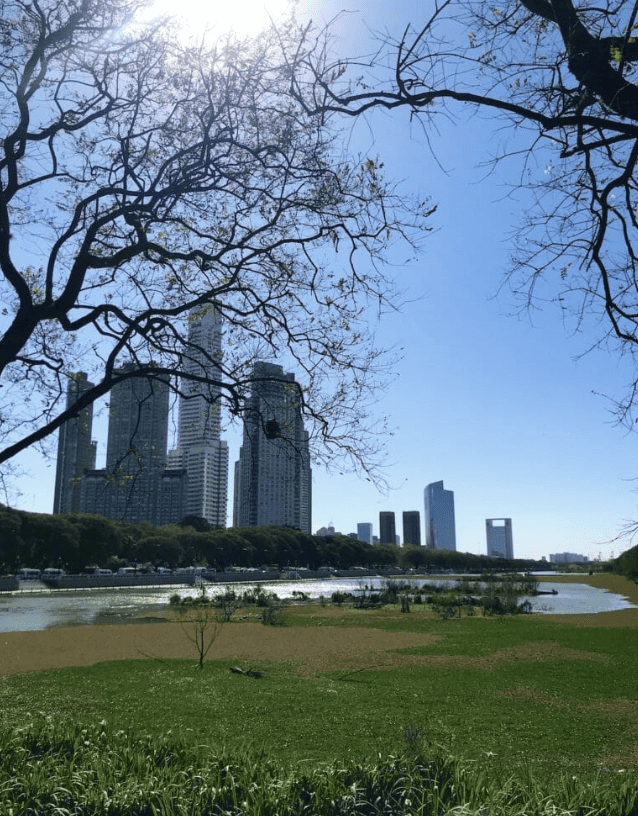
left=424, top=480, right=457, bottom=550
left=168, top=307, right=229, bottom=527
left=486, top=518, right=513, bottom=559
left=402, top=510, right=421, bottom=546
left=379, top=511, right=396, bottom=545
left=80, top=365, right=171, bottom=524
left=357, top=522, right=373, bottom=545
left=233, top=362, right=311, bottom=533
left=53, top=372, right=96, bottom=514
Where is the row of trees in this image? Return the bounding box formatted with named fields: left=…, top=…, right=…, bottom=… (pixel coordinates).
left=0, top=504, right=550, bottom=574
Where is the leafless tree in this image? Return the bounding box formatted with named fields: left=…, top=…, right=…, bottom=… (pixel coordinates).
left=0, top=0, right=430, bottom=486
left=291, top=0, right=638, bottom=424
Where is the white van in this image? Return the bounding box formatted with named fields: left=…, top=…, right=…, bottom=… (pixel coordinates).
left=17, top=568, right=41, bottom=580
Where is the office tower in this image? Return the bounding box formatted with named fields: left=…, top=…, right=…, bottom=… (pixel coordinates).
left=168, top=307, right=229, bottom=527
left=379, top=511, right=396, bottom=544
left=424, top=480, right=457, bottom=550
left=486, top=518, right=514, bottom=559
left=53, top=373, right=97, bottom=514
left=357, top=522, right=373, bottom=545
left=402, top=510, right=421, bottom=546
left=81, top=364, right=170, bottom=524
left=233, top=362, right=311, bottom=533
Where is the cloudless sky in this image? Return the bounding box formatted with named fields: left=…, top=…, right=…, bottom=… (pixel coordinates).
left=8, top=0, right=638, bottom=562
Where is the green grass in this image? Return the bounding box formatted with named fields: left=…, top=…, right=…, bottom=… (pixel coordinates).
left=2, top=605, right=638, bottom=812
left=1, top=716, right=638, bottom=816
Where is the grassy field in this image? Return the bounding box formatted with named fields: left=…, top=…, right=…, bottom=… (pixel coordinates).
left=2, top=574, right=638, bottom=813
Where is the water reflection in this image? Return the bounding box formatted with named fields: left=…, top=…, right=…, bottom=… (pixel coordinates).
left=0, top=577, right=634, bottom=633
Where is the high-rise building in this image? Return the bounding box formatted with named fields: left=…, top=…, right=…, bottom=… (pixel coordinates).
left=357, top=522, right=373, bottom=545
left=233, top=362, right=311, bottom=533
left=379, top=511, right=396, bottom=544
left=402, top=510, right=421, bottom=546
left=424, top=480, right=456, bottom=550
left=81, top=365, right=170, bottom=524
left=53, top=373, right=97, bottom=514
left=486, top=518, right=514, bottom=559
left=168, top=307, right=228, bottom=527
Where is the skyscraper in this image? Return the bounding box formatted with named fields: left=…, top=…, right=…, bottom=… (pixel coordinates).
left=486, top=518, right=514, bottom=559
left=357, top=522, right=373, bottom=545
left=402, top=510, right=421, bottom=546
left=81, top=364, right=171, bottom=524
left=233, top=362, right=311, bottom=533
left=168, top=307, right=229, bottom=527
left=424, top=480, right=457, bottom=550
left=53, top=372, right=96, bottom=514
left=379, top=511, right=396, bottom=544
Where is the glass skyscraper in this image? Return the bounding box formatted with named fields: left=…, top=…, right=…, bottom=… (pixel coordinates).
left=424, top=480, right=456, bottom=550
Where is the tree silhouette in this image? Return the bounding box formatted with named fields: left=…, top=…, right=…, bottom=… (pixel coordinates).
left=0, top=0, right=429, bottom=487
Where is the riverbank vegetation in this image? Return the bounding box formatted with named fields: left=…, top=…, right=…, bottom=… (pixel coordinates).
left=2, top=596, right=638, bottom=813
left=0, top=502, right=563, bottom=575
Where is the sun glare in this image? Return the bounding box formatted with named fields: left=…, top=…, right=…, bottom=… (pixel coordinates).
left=146, top=0, right=296, bottom=39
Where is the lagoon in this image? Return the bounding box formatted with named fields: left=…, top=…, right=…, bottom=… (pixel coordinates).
left=0, top=576, right=634, bottom=633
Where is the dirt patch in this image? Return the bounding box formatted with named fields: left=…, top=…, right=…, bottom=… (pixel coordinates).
left=0, top=621, right=439, bottom=678
left=0, top=621, right=610, bottom=679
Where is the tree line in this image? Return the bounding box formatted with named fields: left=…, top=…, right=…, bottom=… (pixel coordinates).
left=0, top=504, right=550, bottom=575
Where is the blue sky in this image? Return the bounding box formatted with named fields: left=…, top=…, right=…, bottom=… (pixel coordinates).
left=8, top=0, right=638, bottom=562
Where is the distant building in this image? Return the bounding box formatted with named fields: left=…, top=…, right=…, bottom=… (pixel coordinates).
left=53, top=373, right=97, bottom=514
left=357, top=522, right=373, bottom=545
left=424, top=481, right=456, bottom=550
left=550, top=552, right=588, bottom=564
left=233, top=362, right=311, bottom=532
left=167, top=307, right=228, bottom=527
left=486, top=518, right=514, bottom=559
left=81, top=365, right=171, bottom=524
left=379, top=511, right=396, bottom=544
left=402, top=511, right=421, bottom=546
left=316, top=525, right=336, bottom=537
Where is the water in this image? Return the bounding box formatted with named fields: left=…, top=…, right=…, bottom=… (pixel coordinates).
left=0, top=577, right=634, bottom=633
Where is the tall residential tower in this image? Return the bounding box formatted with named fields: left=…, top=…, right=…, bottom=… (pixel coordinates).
left=168, top=307, right=229, bottom=527
left=80, top=365, right=171, bottom=524
left=53, top=372, right=97, bottom=514
left=233, top=362, right=311, bottom=533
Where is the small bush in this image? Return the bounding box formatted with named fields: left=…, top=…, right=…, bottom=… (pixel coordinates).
left=260, top=599, right=285, bottom=626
